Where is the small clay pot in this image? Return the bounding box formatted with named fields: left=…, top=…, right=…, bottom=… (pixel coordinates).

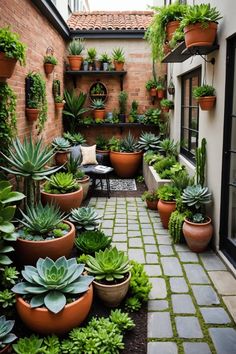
left=54, top=151, right=69, bottom=165
left=55, top=102, right=65, bottom=111
left=198, top=96, right=216, bottom=111
left=114, top=61, right=124, bottom=71
left=78, top=175, right=90, bottom=200
left=0, top=52, right=17, bottom=80
left=26, top=108, right=40, bottom=121
left=94, top=109, right=105, bottom=120
left=166, top=20, right=180, bottom=41
left=156, top=89, right=165, bottom=100
left=146, top=200, right=158, bottom=210
left=44, top=63, right=55, bottom=75
left=67, top=55, right=83, bottom=71
left=150, top=88, right=157, bottom=97
left=158, top=200, right=176, bottom=229
left=41, top=186, right=83, bottom=212
left=0, top=345, right=11, bottom=354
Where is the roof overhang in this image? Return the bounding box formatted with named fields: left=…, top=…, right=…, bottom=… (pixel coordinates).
left=70, top=29, right=146, bottom=39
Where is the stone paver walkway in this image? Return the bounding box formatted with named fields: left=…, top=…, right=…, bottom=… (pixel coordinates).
left=89, top=196, right=236, bottom=354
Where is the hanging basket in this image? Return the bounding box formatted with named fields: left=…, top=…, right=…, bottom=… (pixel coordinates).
left=0, top=52, right=17, bottom=80
left=198, top=96, right=216, bottom=111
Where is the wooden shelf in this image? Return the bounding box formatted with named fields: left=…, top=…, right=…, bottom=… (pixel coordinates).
left=77, top=123, right=158, bottom=128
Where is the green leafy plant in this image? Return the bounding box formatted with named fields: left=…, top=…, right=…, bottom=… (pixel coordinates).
left=154, top=155, right=177, bottom=176
left=193, top=85, right=215, bottom=98
left=125, top=296, right=142, bottom=312
left=0, top=315, right=16, bottom=350
left=44, top=55, right=58, bottom=65
left=120, top=132, right=139, bottom=153
left=145, top=79, right=157, bottom=91
left=144, top=107, right=161, bottom=125
left=52, top=79, right=61, bottom=98
left=63, top=90, right=88, bottom=133
left=90, top=98, right=105, bottom=110
left=0, top=289, right=16, bottom=309
left=44, top=172, right=80, bottom=194
left=70, top=207, right=101, bottom=230
left=52, top=137, right=71, bottom=152
left=91, top=83, right=105, bottom=95
left=76, top=253, right=89, bottom=264
left=171, top=169, right=194, bottom=192
left=160, top=98, right=174, bottom=108
left=118, top=90, right=128, bottom=115
left=112, top=47, right=125, bottom=63
left=180, top=3, right=222, bottom=28
left=68, top=38, right=84, bottom=55
left=1, top=266, right=19, bottom=287
left=142, top=190, right=158, bottom=202
left=109, top=309, right=135, bottom=331
left=108, top=136, right=121, bottom=152
left=95, top=136, right=109, bottom=150
left=65, top=154, right=81, bottom=178
left=159, top=138, right=179, bottom=157
left=100, top=52, right=111, bottom=63
left=128, top=100, right=139, bottom=122
left=75, top=230, right=112, bottom=254
left=13, top=335, right=45, bottom=354
left=182, top=184, right=211, bottom=211
left=137, top=132, right=160, bottom=152
left=87, top=47, right=97, bottom=62
left=12, top=256, right=93, bottom=314
left=85, top=247, right=131, bottom=282
left=0, top=26, right=26, bottom=65
left=63, top=131, right=86, bottom=145
left=54, top=95, right=64, bottom=103
left=168, top=210, right=187, bottom=243
left=157, top=184, right=180, bottom=201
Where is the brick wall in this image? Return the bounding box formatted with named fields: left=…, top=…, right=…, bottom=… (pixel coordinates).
left=0, top=0, right=67, bottom=144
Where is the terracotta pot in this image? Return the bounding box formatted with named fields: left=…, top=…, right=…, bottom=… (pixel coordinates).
left=184, top=22, right=218, bottom=48
left=198, top=96, right=216, bottom=111
left=0, top=52, right=17, bottom=80
left=78, top=175, right=90, bottom=200
left=44, top=63, right=54, bottom=75
left=161, top=107, right=170, bottom=113
left=94, top=60, right=101, bottom=71
left=16, top=285, right=93, bottom=334
left=94, top=109, right=105, bottom=120
left=146, top=200, right=158, bottom=210
left=182, top=217, right=213, bottom=253
left=0, top=345, right=11, bottom=354
left=54, top=151, right=69, bottom=165
left=41, top=186, right=83, bottom=212
left=93, top=272, right=130, bottom=307
left=156, top=89, right=165, bottom=100
left=110, top=151, right=142, bottom=178
left=163, top=43, right=171, bottom=56
left=25, top=108, right=40, bottom=121
left=16, top=221, right=75, bottom=265
left=150, top=88, right=157, bottom=97
left=67, top=55, right=83, bottom=71
left=55, top=102, right=65, bottom=111
left=114, top=61, right=124, bottom=71
left=166, top=20, right=180, bottom=41
left=158, top=199, right=176, bottom=229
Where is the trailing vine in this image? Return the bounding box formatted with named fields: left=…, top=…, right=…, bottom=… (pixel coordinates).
left=0, top=83, right=17, bottom=163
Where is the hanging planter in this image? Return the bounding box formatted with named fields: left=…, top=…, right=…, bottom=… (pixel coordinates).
left=160, top=98, right=174, bottom=113
left=166, top=20, right=180, bottom=41
left=145, top=79, right=157, bottom=97
left=156, top=87, right=165, bottom=100
left=25, top=107, right=40, bottom=121
left=193, top=85, right=216, bottom=111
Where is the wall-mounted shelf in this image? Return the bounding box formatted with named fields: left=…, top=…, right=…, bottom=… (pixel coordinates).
left=65, top=70, right=127, bottom=90
left=77, top=122, right=159, bottom=133
left=162, top=41, right=219, bottom=63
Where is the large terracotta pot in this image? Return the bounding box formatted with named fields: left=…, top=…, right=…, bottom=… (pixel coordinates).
left=79, top=175, right=90, bottom=200
left=67, top=55, right=83, bottom=71
left=182, top=217, right=213, bottom=253
left=25, top=108, right=39, bottom=122
left=54, top=151, right=69, bottom=165
left=166, top=20, right=180, bottom=41
left=110, top=151, right=142, bottom=178
left=44, top=63, right=54, bottom=75
left=93, top=272, right=130, bottom=307
left=16, top=221, right=75, bottom=265
left=158, top=199, right=176, bottom=229
left=114, top=61, right=124, bottom=71
left=94, top=109, right=105, bottom=120
left=41, top=186, right=83, bottom=212
left=16, top=285, right=93, bottom=335
left=146, top=200, right=158, bottom=210
left=198, top=96, right=216, bottom=111
left=0, top=345, right=11, bottom=354
left=184, top=22, right=217, bottom=48
left=0, top=52, right=17, bottom=80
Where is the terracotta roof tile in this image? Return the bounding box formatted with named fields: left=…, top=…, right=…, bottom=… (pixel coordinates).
left=67, top=11, right=153, bottom=31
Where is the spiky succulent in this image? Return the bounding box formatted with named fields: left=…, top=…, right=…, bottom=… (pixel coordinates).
left=70, top=207, right=101, bottom=230
left=90, top=99, right=105, bottom=110
left=0, top=315, right=17, bottom=349
left=44, top=172, right=80, bottom=194
left=12, top=256, right=94, bottom=314
left=63, top=132, right=86, bottom=145
left=52, top=137, right=71, bottom=152
left=182, top=185, right=212, bottom=210
left=74, top=230, right=111, bottom=254
left=109, top=309, right=135, bottom=331
left=85, top=247, right=132, bottom=282
left=120, top=132, right=139, bottom=153
left=137, top=132, right=160, bottom=152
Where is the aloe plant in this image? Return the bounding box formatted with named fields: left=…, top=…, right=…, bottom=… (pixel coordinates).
left=70, top=207, right=101, bottom=230
left=112, top=48, right=125, bottom=63
left=159, top=138, right=179, bottom=157
left=74, top=230, right=111, bottom=254
left=12, top=256, right=94, bottom=314
left=52, top=137, right=71, bottom=152
left=63, top=132, right=86, bottom=145
left=0, top=315, right=17, bottom=349
left=68, top=38, right=84, bottom=55
left=137, top=132, right=160, bottom=152
left=44, top=172, right=80, bottom=194
left=85, top=247, right=131, bottom=282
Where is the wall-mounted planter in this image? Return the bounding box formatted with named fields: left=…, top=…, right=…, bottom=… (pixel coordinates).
left=89, top=81, right=108, bottom=102
left=0, top=52, right=17, bottom=80
left=150, top=88, right=157, bottom=97
left=156, top=89, right=165, bottom=100
left=198, top=96, right=216, bottom=111
left=55, top=102, right=65, bottom=112
left=166, top=20, right=180, bottom=42
left=25, top=108, right=39, bottom=121
left=44, top=63, right=55, bottom=75
left=184, top=22, right=217, bottom=48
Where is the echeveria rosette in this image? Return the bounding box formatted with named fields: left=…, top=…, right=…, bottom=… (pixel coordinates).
left=0, top=315, right=17, bottom=349
left=12, top=257, right=93, bottom=314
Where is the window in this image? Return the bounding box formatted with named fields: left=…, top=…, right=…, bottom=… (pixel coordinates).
left=180, top=68, right=201, bottom=161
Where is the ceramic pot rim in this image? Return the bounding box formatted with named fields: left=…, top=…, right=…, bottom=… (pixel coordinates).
left=93, top=272, right=131, bottom=289
left=110, top=151, right=142, bottom=156
left=41, top=185, right=82, bottom=197
left=184, top=216, right=212, bottom=226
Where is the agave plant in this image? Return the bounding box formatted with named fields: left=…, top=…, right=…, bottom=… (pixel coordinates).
left=52, top=137, right=71, bottom=152
left=70, top=207, right=101, bottom=230
left=12, top=256, right=93, bottom=314
left=44, top=172, right=80, bottom=194
left=182, top=185, right=212, bottom=210
left=85, top=247, right=132, bottom=282
left=66, top=155, right=81, bottom=177
left=137, top=132, right=160, bottom=152
left=63, top=132, right=86, bottom=145
left=0, top=315, right=17, bottom=349
left=63, top=90, right=88, bottom=133
left=120, top=132, right=139, bottom=153
left=74, top=230, right=111, bottom=254
left=68, top=38, right=85, bottom=56
left=90, top=99, right=105, bottom=110
left=0, top=137, right=61, bottom=206
left=159, top=138, right=179, bottom=157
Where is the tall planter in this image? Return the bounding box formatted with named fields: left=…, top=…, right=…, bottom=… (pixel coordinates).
left=0, top=52, right=17, bottom=80
left=158, top=199, right=176, bottom=229
left=16, top=285, right=93, bottom=335
left=110, top=151, right=142, bottom=178
left=184, top=22, right=218, bottom=48
left=41, top=186, right=83, bottom=212
left=182, top=217, right=213, bottom=252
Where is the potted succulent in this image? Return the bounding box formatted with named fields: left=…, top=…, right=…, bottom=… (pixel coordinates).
left=54, top=95, right=65, bottom=112
left=156, top=79, right=165, bottom=99
left=160, top=98, right=174, bottom=113
left=15, top=203, right=75, bottom=265
left=95, top=135, right=110, bottom=165
left=137, top=132, right=160, bottom=152
left=63, top=131, right=86, bottom=146
left=66, top=155, right=90, bottom=200
left=118, top=90, right=128, bottom=122
left=69, top=207, right=101, bottom=231
left=145, top=79, right=157, bottom=97
left=67, top=38, right=84, bottom=71
left=90, top=98, right=105, bottom=121
left=43, top=55, right=57, bottom=75
left=157, top=184, right=180, bottom=229
left=12, top=257, right=93, bottom=334
left=193, top=84, right=216, bottom=111
left=0, top=316, right=17, bottom=354
left=181, top=4, right=222, bottom=48
left=112, top=48, right=125, bottom=71
left=74, top=230, right=111, bottom=254
left=0, top=27, right=26, bottom=80
left=181, top=184, right=213, bottom=252
left=109, top=132, right=143, bottom=178
left=63, top=90, right=88, bottom=133
left=52, top=137, right=71, bottom=166
left=41, top=172, right=83, bottom=212
left=87, top=48, right=97, bottom=71
left=142, top=190, right=159, bottom=210
left=100, top=52, right=111, bottom=71
left=85, top=247, right=132, bottom=307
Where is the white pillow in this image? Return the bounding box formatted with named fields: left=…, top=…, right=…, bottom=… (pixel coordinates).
left=80, top=145, right=98, bottom=165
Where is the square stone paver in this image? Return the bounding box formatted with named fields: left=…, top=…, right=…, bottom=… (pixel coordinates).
left=179, top=252, right=199, bottom=263
left=100, top=228, right=113, bottom=236
left=114, top=226, right=127, bottom=233
left=208, top=271, right=236, bottom=295
left=175, top=316, right=203, bottom=338
left=200, top=307, right=231, bottom=324
left=143, top=236, right=156, bottom=244
left=223, top=296, right=236, bottom=323
left=157, top=236, right=172, bottom=245
left=192, top=285, right=220, bottom=305
left=112, top=242, right=127, bottom=252
left=149, top=278, right=167, bottom=299
left=161, top=257, right=183, bottom=276
left=129, top=238, right=143, bottom=248
left=170, top=277, right=188, bottom=293
left=172, top=294, right=196, bottom=314
left=128, top=249, right=145, bottom=263
left=112, top=234, right=127, bottom=242
left=146, top=253, right=159, bottom=264
left=200, top=252, right=227, bottom=271
left=145, top=245, right=158, bottom=253
left=209, top=328, right=236, bottom=354
left=148, top=312, right=173, bottom=338
left=148, top=300, right=168, bottom=311
left=158, top=245, right=174, bottom=255
left=147, top=342, right=178, bottom=354
left=174, top=244, right=191, bottom=252
left=142, top=229, right=154, bottom=236
left=184, top=264, right=210, bottom=284
left=128, top=224, right=140, bottom=231
left=144, top=265, right=162, bottom=276
left=183, top=342, right=211, bottom=354
left=128, top=231, right=141, bottom=237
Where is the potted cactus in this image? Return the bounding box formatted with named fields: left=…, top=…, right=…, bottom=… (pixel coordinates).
left=100, top=52, right=111, bottom=71
left=67, top=38, right=84, bottom=71
left=52, top=137, right=71, bottom=165
left=0, top=316, right=17, bottom=354
left=43, top=55, right=57, bottom=75
left=54, top=95, right=65, bottom=112
left=12, top=257, right=93, bottom=334
left=85, top=247, right=132, bottom=307
left=90, top=99, right=105, bottom=121
left=112, top=48, right=125, bottom=71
